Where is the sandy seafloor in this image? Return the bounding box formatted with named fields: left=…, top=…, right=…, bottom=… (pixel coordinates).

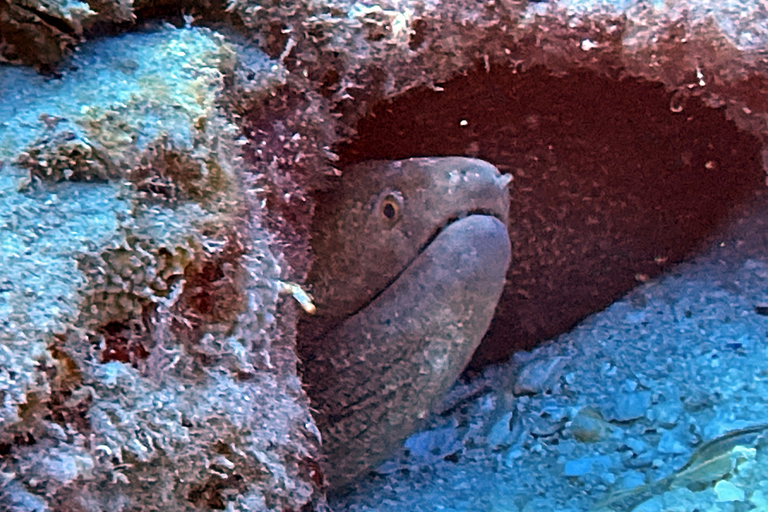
left=332, top=189, right=768, bottom=512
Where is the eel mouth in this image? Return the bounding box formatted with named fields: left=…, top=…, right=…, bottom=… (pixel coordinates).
left=360, top=207, right=510, bottom=316
left=421, top=207, right=508, bottom=256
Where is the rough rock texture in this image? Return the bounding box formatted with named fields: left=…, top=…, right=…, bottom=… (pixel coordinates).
left=0, top=26, right=321, bottom=512
left=231, top=0, right=768, bottom=366
left=3, top=0, right=768, bottom=510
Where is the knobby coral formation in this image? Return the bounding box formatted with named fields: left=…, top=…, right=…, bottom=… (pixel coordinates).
left=1, top=27, right=320, bottom=512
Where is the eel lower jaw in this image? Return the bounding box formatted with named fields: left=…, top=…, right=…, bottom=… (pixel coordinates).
left=426, top=208, right=509, bottom=252
left=361, top=208, right=509, bottom=309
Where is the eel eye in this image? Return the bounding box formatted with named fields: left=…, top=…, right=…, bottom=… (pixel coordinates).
left=379, top=191, right=403, bottom=224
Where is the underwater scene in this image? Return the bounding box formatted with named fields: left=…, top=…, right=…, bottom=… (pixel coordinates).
left=334, top=193, right=768, bottom=511
left=1, top=1, right=768, bottom=511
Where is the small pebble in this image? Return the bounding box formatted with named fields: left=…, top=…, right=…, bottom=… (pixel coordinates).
left=750, top=489, right=768, bottom=507
left=487, top=412, right=514, bottom=448
left=657, top=429, right=687, bottom=454
left=563, top=455, right=612, bottom=477
left=514, top=357, right=566, bottom=395
left=504, top=447, right=525, bottom=467
left=649, top=402, right=681, bottom=428
left=623, top=437, right=648, bottom=454
left=622, top=380, right=638, bottom=392
left=714, top=480, right=745, bottom=502
left=404, top=426, right=459, bottom=460
left=563, top=458, right=592, bottom=477
left=570, top=408, right=609, bottom=443
left=620, top=470, right=646, bottom=490
left=607, top=391, right=652, bottom=422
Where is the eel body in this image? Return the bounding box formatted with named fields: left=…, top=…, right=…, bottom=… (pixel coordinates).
left=298, top=157, right=512, bottom=489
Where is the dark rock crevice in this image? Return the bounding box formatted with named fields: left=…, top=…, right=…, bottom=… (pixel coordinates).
left=336, top=66, right=765, bottom=368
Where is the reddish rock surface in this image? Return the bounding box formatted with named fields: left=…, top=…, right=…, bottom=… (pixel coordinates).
left=337, top=66, right=764, bottom=367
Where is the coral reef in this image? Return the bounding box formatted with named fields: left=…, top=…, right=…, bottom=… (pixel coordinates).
left=0, top=26, right=319, bottom=512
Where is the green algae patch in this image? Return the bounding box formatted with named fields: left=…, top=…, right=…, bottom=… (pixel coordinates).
left=0, top=26, right=319, bottom=512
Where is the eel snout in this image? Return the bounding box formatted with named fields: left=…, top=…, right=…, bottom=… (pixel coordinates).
left=298, top=157, right=512, bottom=490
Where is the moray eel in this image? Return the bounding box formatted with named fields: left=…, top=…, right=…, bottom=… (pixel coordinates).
left=297, top=157, right=512, bottom=489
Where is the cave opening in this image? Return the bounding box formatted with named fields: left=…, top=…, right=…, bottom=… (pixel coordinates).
left=335, top=66, right=765, bottom=369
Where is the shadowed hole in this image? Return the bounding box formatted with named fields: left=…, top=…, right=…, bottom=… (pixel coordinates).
left=336, top=65, right=764, bottom=369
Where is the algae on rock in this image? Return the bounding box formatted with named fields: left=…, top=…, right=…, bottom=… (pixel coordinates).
left=0, top=25, right=320, bottom=512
